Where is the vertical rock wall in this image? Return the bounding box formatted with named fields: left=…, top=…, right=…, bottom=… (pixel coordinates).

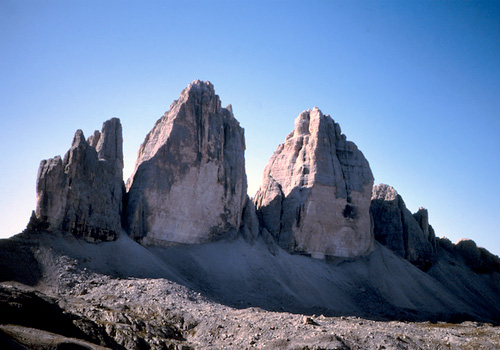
left=370, top=184, right=438, bottom=270
left=254, top=108, right=374, bottom=259
left=125, top=80, right=247, bottom=245
left=35, top=118, right=124, bottom=242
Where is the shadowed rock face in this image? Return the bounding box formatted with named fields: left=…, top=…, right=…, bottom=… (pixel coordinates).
left=441, top=238, right=500, bottom=274
left=254, top=108, right=374, bottom=259
left=370, top=184, right=438, bottom=270
left=35, top=118, right=124, bottom=242
left=125, top=80, right=247, bottom=245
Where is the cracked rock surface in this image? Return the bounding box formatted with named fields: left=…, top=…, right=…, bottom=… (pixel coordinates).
left=35, top=118, right=124, bottom=242
left=125, top=80, right=247, bottom=245
left=254, top=107, right=374, bottom=258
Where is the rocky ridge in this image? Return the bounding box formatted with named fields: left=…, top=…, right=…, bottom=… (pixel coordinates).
left=370, top=184, right=438, bottom=270
left=3, top=80, right=500, bottom=349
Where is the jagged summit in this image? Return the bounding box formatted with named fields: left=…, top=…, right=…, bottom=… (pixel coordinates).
left=127, top=80, right=225, bottom=171
left=371, top=183, right=398, bottom=201
left=183, top=79, right=216, bottom=99
left=254, top=107, right=374, bottom=259
left=35, top=118, right=124, bottom=242
left=125, top=80, right=247, bottom=245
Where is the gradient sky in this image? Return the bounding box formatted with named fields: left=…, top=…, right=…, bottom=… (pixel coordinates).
left=1, top=1, right=499, bottom=255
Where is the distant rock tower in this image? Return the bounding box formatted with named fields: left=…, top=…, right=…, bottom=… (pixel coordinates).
left=125, top=80, right=247, bottom=245
left=254, top=108, right=374, bottom=259
left=35, top=118, right=124, bottom=242
left=370, top=184, right=438, bottom=270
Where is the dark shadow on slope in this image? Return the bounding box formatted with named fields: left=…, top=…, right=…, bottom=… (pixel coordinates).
left=0, top=283, right=124, bottom=349
left=427, top=247, right=500, bottom=323
left=0, top=330, right=29, bottom=350
left=0, top=234, right=42, bottom=286
left=0, top=328, right=27, bottom=350
left=2, top=233, right=498, bottom=326
left=146, top=239, right=499, bottom=325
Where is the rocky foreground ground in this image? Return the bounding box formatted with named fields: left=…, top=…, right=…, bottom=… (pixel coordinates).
left=2, top=275, right=499, bottom=350
left=1, top=233, right=499, bottom=350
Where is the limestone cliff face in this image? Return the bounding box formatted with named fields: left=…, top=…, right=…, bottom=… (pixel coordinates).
left=370, top=184, right=438, bottom=270
left=125, top=80, right=247, bottom=245
left=253, top=108, right=374, bottom=259
left=35, top=118, right=124, bottom=242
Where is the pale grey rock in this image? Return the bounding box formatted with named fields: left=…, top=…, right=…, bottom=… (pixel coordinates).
left=254, top=107, right=374, bottom=258
left=94, top=118, right=124, bottom=173
left=370, top=184, right=438, bottom=270
left=125, top=80, right=247, bottom=245
left=35, top=118, right=124, bottom=242
left=371, top=183, right=398, bottom=201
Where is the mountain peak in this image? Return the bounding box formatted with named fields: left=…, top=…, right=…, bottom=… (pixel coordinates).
left=35, top=118, right=124, bottom=242
left=254, top=108, right=374, bottom=258
left=125, top=81, right=247, bottom=245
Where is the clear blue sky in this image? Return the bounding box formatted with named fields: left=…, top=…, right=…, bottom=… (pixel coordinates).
left=1, top=1, right=499, bottom=256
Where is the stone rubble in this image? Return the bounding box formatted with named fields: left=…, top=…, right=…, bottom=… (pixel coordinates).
left=3, top=267, right=500, bottom=350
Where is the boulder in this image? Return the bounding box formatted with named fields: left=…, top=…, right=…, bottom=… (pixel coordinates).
left=253, top=107, right=374, bottom=259
left=125, top=80, right=247, bottom=245
left=370, top=184, right=437, bottom=270
left=35, top=118, right=124, bottom=242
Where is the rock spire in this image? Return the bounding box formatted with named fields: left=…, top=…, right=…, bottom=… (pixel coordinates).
left=253, top=107, right=374, bottom=259
left=125, top=80, right=247, bottom=245
left=35, top=118, right=124, bottom=242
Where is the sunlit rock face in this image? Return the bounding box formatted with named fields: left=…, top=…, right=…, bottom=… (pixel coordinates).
left=254, top=108, right=374, bottom=259
left=370, top=184, right=438, bottom=270
left=35, top=118, right=124, bottom=242
left=125, top=80, right=247, bottom=245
